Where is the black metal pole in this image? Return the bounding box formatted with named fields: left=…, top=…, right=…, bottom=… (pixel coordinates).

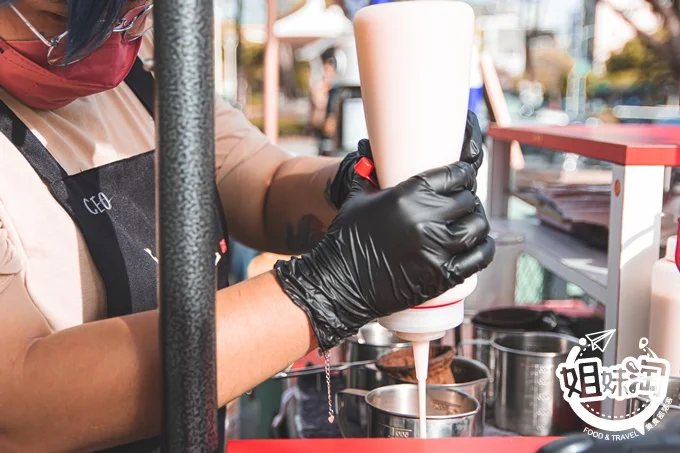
left=154, top=0, right=218, bottom=451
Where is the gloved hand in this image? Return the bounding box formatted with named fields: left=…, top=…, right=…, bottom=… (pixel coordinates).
left=275, top=160, right=495, bottom=351
left=327, top=109, right=484, bottom=209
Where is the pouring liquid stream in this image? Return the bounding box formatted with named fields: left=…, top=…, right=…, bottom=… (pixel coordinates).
left=412, top=340, right=430, bottom=439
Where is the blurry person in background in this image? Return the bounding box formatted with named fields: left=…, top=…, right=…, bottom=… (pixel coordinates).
left=309, top=47, right=337, bottom=140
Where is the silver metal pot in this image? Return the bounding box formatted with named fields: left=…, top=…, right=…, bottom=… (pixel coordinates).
left=491, top=332, right=582, bottom=436
left=628, top=376, right=680, bottom=430
left=335, top=384, right=479, bottom=438
left=468, top=324, right=525, bottom=404
left=459, top=308, right=560, bottom=413
left=386, top=357, right=489, bottom=436
left=345, top=322, right=411, bottom=390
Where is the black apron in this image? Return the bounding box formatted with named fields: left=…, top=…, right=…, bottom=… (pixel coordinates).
left=0, top=60, right=229, bottom=453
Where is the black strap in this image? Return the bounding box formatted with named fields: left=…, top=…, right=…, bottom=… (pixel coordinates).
left=0, top=58, right=155, bottom=185
left=124, top=60, right=231, bottom=279
left=0, top=101, right=69, bottom=185
left=124, top=59, right=155, bottom=117
left=2, top=60, right=227, bottom=246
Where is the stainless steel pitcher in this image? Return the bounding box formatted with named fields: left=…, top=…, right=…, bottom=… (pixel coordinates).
left=335, top=384, right=479, bottom=438
left=491, top=332, right=581, bottom=436
left=386, top=357, right=489, bottom=436
left=465, top=323, right=525, bottom=410
left=458, top=307, right=565, bottom=415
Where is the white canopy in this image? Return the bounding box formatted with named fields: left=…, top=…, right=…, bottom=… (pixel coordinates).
left=264, top=0, right=355, bottom=143
left=274, top=0, right=353, bottom=40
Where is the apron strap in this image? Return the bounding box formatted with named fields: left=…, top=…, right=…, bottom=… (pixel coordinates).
left=0, top=100, right=69, bottom=184
left=2, top=59, right=229, bottom=244
left=0, top=57, right=154, bottom=186
left=125, top=59, right=155, bottom=117
left=123, top=59, right=231, bottom=281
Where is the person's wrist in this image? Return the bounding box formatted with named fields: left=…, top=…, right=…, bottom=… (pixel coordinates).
left=273, top=243, right=368, bottom=350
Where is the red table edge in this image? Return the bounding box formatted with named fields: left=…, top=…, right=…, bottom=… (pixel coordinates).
left=227, top=437, right=560, bottom=453
left=487, top=124, right=680, bottom=166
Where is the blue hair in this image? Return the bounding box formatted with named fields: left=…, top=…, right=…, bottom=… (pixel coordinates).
left=0, top=0, right=127, bottom=63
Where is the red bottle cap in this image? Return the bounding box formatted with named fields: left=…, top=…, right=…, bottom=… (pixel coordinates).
left=354, top=157, right=378, bottom=187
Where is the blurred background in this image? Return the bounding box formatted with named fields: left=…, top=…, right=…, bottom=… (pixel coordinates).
left=213, top=0, right=680, bottom=147
left=219, top=0, right=680, bottom=290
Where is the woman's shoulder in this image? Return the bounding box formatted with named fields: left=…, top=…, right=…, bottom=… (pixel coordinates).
left=0, top=133, right=107, bottom=327
left=0, top=120, right=28, bottom=291
left=0, top=196, right=25, bottom=294
left=0, top=139, right=25, bottom=288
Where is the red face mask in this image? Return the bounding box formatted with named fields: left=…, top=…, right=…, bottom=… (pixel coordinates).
left=0, top=33, right=142, bottom=110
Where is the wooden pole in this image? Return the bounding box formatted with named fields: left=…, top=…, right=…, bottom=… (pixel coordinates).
left=264, top=0, right=280, bottom=144
left=480, top=50, right=525, bottom=170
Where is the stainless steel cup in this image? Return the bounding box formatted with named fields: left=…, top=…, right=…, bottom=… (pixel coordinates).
left=386, top=357, right=489, bottom=436
left=491, top=332, right=582, bottom=436
left=458, top=308, right=559, bottom=416
left=345, top=322, right=411, bottom=390
left=336, top=384, right=479, bottom=438
left=465, top=324, right=523, bottom=410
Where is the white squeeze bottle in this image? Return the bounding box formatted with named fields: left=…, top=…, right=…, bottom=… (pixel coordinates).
left=354, top=1, right=478, bottom=439
left=649, top=235, right=680, bottom=375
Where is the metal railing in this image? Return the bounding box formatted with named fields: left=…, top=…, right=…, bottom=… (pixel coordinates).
left=155, top=0, right=219, bottom=451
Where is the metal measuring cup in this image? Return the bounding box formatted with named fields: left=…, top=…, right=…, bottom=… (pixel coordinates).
left=462, top=332, right=582, bottom=435
left=384, top=356, right=489, bottom=436
left=335, top=384, right=479, bottom=438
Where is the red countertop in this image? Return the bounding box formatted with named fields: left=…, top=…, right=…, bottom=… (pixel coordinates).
left=227, top=437, right=559, bottom=453
left=487, top=124, right=680, bottom=166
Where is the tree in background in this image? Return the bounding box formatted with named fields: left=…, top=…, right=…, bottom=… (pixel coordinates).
left=240, top=42, right=266, bottom=98
left=606, top=35, right=673, bottom=86
left=603, top=0, right=680, bottom=94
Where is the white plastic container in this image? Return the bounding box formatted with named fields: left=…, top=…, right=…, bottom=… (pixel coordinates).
left=379, top=276, right=478, bottom=341
left=649, top=235, right=680, bottom=375
left=354, top=1, right=477, bottom=342
left=354, top=1, right=474, bottom=188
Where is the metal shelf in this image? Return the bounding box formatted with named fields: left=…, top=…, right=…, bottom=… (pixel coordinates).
left=487, top=126, right=667, bottom=418
left=491, top=218, right=608, bottom=302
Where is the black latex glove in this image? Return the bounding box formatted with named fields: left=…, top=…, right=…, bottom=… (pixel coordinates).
left=328, top=109, right=484, bottom=209
left=275, top=161, right=495, bottom=351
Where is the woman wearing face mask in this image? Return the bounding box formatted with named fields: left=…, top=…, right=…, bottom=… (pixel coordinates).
left=0, top=1, right=494, bottom=452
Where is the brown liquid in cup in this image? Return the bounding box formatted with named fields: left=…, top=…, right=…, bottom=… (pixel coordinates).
left=377, top=345, right=456, bottom=385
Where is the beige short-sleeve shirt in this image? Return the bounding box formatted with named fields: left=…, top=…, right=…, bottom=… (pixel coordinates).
left=0, top=34, right=273, bottom=332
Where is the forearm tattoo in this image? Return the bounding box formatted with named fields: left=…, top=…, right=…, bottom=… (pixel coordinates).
left=285, top=214, right=327, bottom=254
left=324, top=178, right=334, bottom=208
left=285, top=178, right=336, bottom=254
